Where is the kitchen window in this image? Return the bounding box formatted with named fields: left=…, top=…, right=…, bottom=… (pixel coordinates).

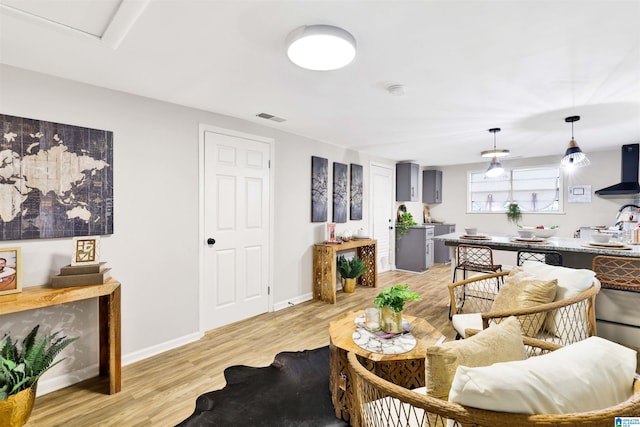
left=468, top=166, right=561, bottom=213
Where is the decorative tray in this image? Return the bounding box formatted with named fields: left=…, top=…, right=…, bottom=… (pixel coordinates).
left=582, top=242, right=631, bottom=250
left=460, top=234, right=491, bottom=240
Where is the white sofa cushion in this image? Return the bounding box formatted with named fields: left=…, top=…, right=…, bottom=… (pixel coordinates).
left=520, top=261, right=596, bottom=337
left=451, top=312, right=482, bottom=339
left=449, top=336, right=637, bottom=414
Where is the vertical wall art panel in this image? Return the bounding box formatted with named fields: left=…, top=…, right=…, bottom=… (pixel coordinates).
left=333, top=162, right=348, bottom=223
left=350, top=163, right=363, bottom=220
left=311, top=156, right=328, bottom=222
left=0, top=114, right=113, bottom=240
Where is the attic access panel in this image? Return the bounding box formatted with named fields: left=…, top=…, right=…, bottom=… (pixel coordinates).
left=0, top=114, right=114, bottom=240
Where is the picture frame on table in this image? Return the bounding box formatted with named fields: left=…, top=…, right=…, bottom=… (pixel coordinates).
left=0, top=247, right=21, bottom=296
left=71, top=236, right=101, bottom=266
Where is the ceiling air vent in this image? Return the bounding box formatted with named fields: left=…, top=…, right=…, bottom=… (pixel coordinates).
left=256, top=112, right=286, bottom=123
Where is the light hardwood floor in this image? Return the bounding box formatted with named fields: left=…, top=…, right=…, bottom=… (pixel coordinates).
left=26, top=264, right=455, bottom=427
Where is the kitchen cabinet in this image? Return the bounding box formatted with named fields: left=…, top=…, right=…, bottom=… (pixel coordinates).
left=433, top=223, right=455, bottom=263
left=396, top=163, right=419, bottom=201
left=395, top=225, right=434, bottom=272
left=422, top=169, right=442, bottom=204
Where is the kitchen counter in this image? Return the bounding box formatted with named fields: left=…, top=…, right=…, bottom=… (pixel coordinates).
left=435, top=232, right=640, bottom=268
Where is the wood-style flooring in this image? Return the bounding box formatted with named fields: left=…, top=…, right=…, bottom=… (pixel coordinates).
left=26, top=264, right=455, bottom=427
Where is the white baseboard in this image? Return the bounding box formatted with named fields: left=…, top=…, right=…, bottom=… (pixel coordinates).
left=274, top=292, right=313, bottom=311
left=36, top=331, right=203, bottom=397
left=123, top=331, right=203, bottom=366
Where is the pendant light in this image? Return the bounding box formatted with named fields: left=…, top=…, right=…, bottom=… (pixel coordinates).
left=286, top=25, right=356, bottom=71
left=561, top=116, right=590, bottom=167
left=485, top=128, right=505, bottom=177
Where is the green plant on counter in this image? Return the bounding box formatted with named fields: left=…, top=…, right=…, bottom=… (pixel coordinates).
left=0, top=325, right=78, bottom=400
left=374, top=284, right=422, bottom=313
left=506, top=202, right=522, bottom=225
left=337, top=255, right=368, bottom=279
left=396, top=211, right=417, bottom=239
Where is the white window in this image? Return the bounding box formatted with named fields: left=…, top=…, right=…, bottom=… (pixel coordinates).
left=468, top=166, right=561, bottom=213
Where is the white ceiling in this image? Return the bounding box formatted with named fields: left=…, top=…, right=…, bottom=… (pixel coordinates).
left=1, top=0, right=639, bottom=166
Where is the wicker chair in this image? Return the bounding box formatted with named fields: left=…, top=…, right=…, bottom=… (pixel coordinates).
left=592, top=255, right=640, bottom=292
left=448, top=271, right=599, bottom=348
left=453, top=244, right=502, bottom=282
left=347, top=337, right=640, bottom=427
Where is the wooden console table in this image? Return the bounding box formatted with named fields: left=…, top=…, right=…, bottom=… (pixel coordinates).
left=0, top=279, right=121, bottom=394
left=313, top=239, right=377, bottom=303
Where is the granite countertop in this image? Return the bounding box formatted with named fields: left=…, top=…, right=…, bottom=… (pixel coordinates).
left=434, top=232, right=640, bottom=258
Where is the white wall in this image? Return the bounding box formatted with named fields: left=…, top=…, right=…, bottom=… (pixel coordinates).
left=0, top=64, right=393, bottom=394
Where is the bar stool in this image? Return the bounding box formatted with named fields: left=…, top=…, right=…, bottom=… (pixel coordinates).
left=453, top=244, right=502, bottom=282
left=517, top=250, right=563, bottom=267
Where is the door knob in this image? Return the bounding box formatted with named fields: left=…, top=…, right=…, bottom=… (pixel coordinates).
left=207, top=238, right=216, bottom=245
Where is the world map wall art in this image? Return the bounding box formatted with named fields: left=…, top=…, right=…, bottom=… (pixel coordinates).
left=0, top=114, right=113, bottom=241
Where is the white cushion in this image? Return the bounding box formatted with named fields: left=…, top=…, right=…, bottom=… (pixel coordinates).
left=451, top=313, right=482, bottom=338
left=520, top=261, right=596, bottom=337
left=449, top=336, right=637, bottom=414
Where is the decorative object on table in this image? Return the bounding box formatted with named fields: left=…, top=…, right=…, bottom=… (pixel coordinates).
left=506, top=202, right=522, bottom=225
left=374, top=284, right=421, bottom=333
left=527, top=225, right=559, bottom=238
left=50, top=262, right=111, bottom=288
left=311, top=156, right=328, bottom=222
left=0, top=325, right=78, bottom=427
left=350, top=163, right=363, bottom=220
left=0, top=114, right=113, bottom=241
left=324, top=222, right=339, bottom=244
left=337, top=255, right=368, bottom=293
left=333, top=162, right=348, bottom=223
left=0, top=248, right=21, bottom=296
left=423, top=205, right=431, bottom=223
left=340, top=229, right=353, bottom=241
left=71, top=236, right=101, bottom=266
left=354, top=228, right=369, bottom=239
left=464, top=227, right=478, bottom=236
left=364, top=307, right=381, bottom=332
left=395, top=209, right=417, bottom=241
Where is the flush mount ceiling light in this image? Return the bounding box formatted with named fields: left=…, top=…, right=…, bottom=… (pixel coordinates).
left=286, top=24, right=356, bottom=71
left=561, top=116, right=590, bottom=168
left=485, top=128, right=505, bottom=178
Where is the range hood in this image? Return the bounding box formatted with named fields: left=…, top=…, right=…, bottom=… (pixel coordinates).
left=595, top=143, right=640, bottom=195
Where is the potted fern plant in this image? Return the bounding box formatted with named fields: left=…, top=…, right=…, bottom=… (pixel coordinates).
left=374, top=284, right=421, bottom=333
left=0, top=325, right=78, bottom=427
left=337, top=255, right=368, bottom=293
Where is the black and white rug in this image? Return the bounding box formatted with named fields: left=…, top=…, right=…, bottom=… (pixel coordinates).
left=176, top=346, right=348, bottom=427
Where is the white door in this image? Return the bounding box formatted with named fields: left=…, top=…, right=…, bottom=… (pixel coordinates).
left=203, top=130, right=270, bottom=331
left=370, top=164, right=393, bottom=272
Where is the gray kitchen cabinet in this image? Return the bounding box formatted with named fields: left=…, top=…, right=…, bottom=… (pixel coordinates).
left=422, top=169, right=442, bottom=204
left=396, top=163, right=419, bottom=201
left=395, top=226, right=434, bottom=272
left=433, top=223, right=455, bottom=263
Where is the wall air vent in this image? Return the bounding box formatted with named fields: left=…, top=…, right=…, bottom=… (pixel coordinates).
left=256, top=112, right=286, bottom=123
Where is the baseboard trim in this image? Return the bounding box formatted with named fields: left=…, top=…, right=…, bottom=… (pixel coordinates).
left=274, top=292, right=313, bottom=311
left=123, top=331, right=203, bottom=366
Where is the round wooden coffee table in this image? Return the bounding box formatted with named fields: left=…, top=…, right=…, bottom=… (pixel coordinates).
left=328, top=310, right=445, bottom=424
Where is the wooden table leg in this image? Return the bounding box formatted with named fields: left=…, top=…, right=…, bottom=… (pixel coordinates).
left=99, top=285, right=121, bottom=394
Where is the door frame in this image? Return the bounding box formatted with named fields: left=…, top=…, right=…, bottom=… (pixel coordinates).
left=369, top=161, right=395, bottom=272
left=198, top=123, right=275, bottom=333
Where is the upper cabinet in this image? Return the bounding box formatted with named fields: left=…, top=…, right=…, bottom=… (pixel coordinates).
left=396, top=163, right=419, bottom=201
left=422, top=169, right=442, bottom=204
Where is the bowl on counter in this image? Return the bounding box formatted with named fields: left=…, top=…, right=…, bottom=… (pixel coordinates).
left=517, top=228, right=535, bottom=239
left=518, top=225, right=559, bottom=239
left=591, top=233, right=611, bottom=244
left=464, top=227, right=478, bottom=236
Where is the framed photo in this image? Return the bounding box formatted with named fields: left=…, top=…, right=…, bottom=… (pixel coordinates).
left=311, top=156, right=328, bottom=222
left=0, top=247, right=21, bottom=296
left=350, top=163, right=363, bottom=220
left=72, top=236, right=101, bottom=266
left=333, top=162, right=348, bottom=223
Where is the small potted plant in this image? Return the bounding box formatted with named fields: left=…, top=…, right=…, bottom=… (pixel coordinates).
left=374, top=284, right=422, bottom=333
left=337, top=255, right=368, bottom=293
left=0, top=325, right=78, bottom=427
left=506, top=202, right=522, bottom=225
left=396, top=207, right=417, bottom=241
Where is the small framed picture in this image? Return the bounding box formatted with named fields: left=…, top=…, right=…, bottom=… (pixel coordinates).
left=0, top=247, right=21, bottom=296
left=72, top=236, right=101, bottom=266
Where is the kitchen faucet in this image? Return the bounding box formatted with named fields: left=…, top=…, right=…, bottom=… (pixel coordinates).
left=615, top=204, right=640, bottom=229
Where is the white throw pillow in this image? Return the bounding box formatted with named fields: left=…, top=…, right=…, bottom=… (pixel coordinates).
left=448, top=336, right=637, bottom=414
left=520, top=261, right=596, bottom=337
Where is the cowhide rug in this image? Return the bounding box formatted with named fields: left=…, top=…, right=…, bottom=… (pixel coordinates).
left=176, top=346, right=348, bottom=427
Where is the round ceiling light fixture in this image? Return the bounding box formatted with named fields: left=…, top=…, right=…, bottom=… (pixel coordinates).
left=286, top=25, right=356, bottom=71
left=481, top=127, right=510, bottom=158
